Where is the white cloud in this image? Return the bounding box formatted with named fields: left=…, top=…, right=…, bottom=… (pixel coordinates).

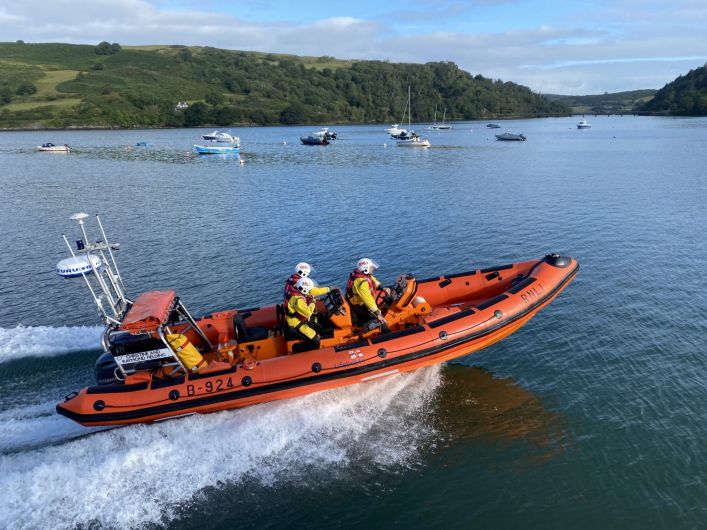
left=1, top=0, right=706, bottom=93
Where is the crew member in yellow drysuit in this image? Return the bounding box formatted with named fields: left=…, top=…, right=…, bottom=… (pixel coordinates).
left=283, top=262, right=330, bottom=299
left=284, top=277, right=329, bottom=351
left=345, top=257, right=388, bottom=327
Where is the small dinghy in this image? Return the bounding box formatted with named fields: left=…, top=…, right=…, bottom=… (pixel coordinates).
left=37, top=143, right=70, bottom=152
left=55, top=215, right=578, bottom=427
left=193, top=144, right=240, bottom=154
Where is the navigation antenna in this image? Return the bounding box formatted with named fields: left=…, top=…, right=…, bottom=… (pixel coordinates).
left=59, top=213, right=130, bottom=325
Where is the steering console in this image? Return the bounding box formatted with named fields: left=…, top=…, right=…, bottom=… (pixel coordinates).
left=322, top=288, right=346, bottom=318
left=378, top=273, right=416, bottom=312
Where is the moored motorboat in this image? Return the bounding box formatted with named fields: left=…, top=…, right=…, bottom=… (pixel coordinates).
left=396, top=135, right=431, bottom=148
left=386, top=124, right=406, bottom=136
left=300, top=135, right=329, bottom=145
left=37, top=142, right=70, bottom=152
left=486, top=123, right=501, bottom=129
left=495, top=133, right=527, bottom=141
left=201, top=131, right=239, bottom=143
left=55, top=215, right=578, bottom=427
left=313, top=127, right=337, bottom=140
left=577, top=119, right=591, bottom=129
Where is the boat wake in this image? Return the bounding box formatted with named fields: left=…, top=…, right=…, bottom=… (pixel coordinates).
left=0, top=325, right=102, bottom=363
left=0, top=401, right=112, bottom=455
left=0, top=366, right=442, bottom=530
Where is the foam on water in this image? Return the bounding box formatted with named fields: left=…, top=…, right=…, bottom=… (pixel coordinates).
left=0, top=366, right=442, bottom=530
left=0, top=401, right=110, bottom=454
left=0, top=325, right=103, bottom=363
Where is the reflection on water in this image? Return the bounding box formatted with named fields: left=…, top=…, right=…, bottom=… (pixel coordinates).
left=432, top=364, right=565, bottom=461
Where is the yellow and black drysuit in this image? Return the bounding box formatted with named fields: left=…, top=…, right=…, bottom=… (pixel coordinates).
left=284, top=284, right=330, bottom=349
left=345, top=270, right=383, bottom=325
left=283, top=273, right=330, bottom=299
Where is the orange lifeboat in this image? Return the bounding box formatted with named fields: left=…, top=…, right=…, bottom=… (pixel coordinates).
left=56, top=254, right=578, bottom=426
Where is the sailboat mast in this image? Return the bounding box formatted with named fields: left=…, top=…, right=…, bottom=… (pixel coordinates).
left=408, top=85, right=411, bottom=128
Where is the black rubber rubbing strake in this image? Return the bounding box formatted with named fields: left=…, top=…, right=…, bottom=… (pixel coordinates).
left=335, top=339, right=369, bottom=351
left=476, top=295, right=509, bottom=311
left=508, top=276, right=537, bottom=294
left=370, top=325, right=425, bottom=344
left=480, top=264, right=514, bottom=273
left=428, top=309, right=475, bottom=328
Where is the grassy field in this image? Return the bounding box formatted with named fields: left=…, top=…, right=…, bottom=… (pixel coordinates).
left=4, top=97, right=82, bottom=112
left=35, top=70, right=81, bottom=96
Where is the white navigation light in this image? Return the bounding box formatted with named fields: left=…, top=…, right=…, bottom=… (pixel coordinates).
left=56, top=255, right=102, bottom=278
left=70, top=213, right=89, bottom=221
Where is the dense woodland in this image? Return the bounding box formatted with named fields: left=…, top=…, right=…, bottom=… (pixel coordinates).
left=638, top=64, right=707, bottom=116
left=0, top=42, right=567, bottom=128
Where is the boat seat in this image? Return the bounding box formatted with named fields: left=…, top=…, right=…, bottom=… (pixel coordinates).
left=233, top=313, right=269, bottom=342
left=275, top=305, right=296, bottom=340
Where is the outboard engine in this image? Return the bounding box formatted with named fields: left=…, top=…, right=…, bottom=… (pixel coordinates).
left=94, top=351, right=121, bottom=385
left=104, top=330, right=173, bottom=378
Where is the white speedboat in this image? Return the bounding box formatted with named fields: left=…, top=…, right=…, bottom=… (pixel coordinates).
left=396, top=136, right=431, bottom=148
left=37, top=143, right=70, bottom=152
left=312, top=127, right=337, bottom=140
left=201, top=131, right=240, bottom=145
left=385, top=123, right=407, bottom=136
left=577, top=120, right=591, bottom=129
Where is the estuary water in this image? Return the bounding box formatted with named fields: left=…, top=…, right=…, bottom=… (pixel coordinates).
left=1, top=116, right=706, bottom=529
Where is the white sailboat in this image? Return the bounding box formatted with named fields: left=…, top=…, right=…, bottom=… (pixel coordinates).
left=397, top=87, right=430, bottom=148
left=425, top=105, right=452, bottom=130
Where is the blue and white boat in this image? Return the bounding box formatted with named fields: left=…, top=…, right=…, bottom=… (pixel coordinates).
left=577, top=119, right=592, bottom=129
left=193, top=144, right=240, bottom=155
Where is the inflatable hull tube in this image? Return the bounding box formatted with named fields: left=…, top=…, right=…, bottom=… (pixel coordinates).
left=57, top=255, right=578, bottom=426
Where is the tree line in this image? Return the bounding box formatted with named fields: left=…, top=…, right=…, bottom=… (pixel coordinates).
left=638, top=64, right=707, bottom=116
left=0, top=43, right=569, bottom=128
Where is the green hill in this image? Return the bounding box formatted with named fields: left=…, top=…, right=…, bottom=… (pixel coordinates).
left=544, top=90, right=656, bottom=114
left=0, top=41, right=568, bottom=129
left=638, top=64, right=707, bottom=115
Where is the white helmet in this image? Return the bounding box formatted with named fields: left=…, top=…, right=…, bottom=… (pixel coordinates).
left=357, top=257, right=379, bottom=275
left=296, top=277, right=314, bottom=295
left=295, top=262, right=312, bottom=277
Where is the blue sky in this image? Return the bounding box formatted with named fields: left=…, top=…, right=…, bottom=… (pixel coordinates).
left=1, top=0, right=706, bottom=94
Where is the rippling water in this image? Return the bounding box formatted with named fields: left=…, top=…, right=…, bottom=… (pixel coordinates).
left=1, top=117, right=706, bottom=529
